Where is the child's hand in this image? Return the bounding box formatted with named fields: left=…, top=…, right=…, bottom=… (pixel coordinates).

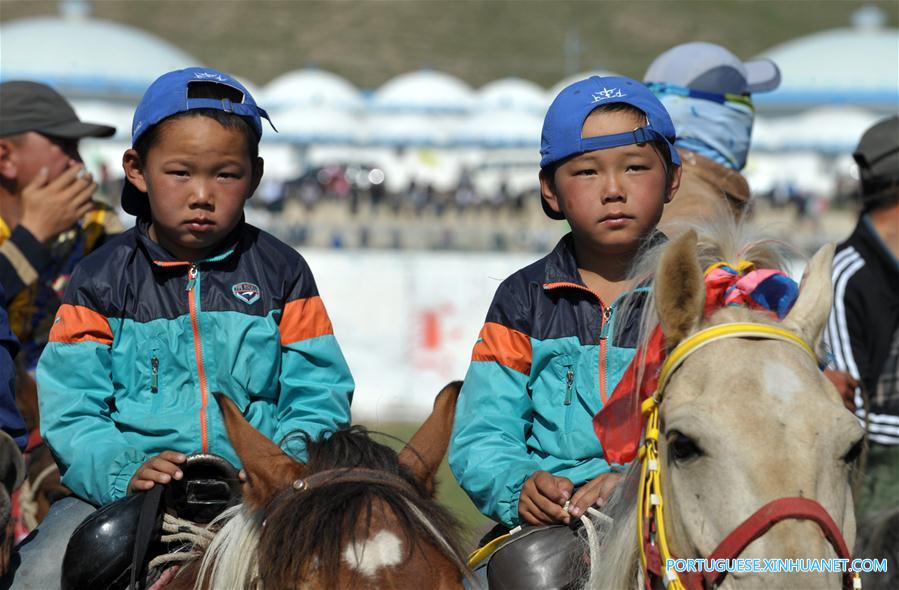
left=128, top=451, right=187, bottom=493
left=518, top=471, right=574, bottom=525
left=566, top=471, right=622, bottom=519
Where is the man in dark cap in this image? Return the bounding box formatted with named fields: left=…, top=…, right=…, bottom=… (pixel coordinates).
left=824, top=115, right=899, bottom=526
left=0, top=80, right=119, bottom=536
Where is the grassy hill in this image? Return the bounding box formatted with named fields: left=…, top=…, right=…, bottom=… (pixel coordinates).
left=2, top=0, right=897, bottom=89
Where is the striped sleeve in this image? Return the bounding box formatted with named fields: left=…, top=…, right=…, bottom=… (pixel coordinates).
left=271, top=258, right=353, bottom=460
left=0, top=226, right=52, bottom=304
left=825, top=246, right=899, bottom=444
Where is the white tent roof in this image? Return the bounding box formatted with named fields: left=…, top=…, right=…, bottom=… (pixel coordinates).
left=547, top=70, right=619, bottom=103
left=261, top=69, right=363, bottom=112
left=452, top=111, right=543, bottom=148
left=0, top=16, right=199, bottom=98
left=271, top=106, right=363, bottom=145
left=476, top=78, right=548, bottom=114
left=752, top=107, right=883, bottom=153
left=757, top=26, right=899, bottom=111
left=363, top=113, right=450, bottom=146
left=371, top=70, right=475, bottom=113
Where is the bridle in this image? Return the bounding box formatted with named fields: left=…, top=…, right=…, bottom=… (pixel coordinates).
left=637, top=322, right=860, bottom=590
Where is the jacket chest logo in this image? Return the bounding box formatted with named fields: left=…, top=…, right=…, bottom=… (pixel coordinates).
left=232, top=282, right=261, bottom=305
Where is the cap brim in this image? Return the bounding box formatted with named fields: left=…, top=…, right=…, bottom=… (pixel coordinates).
left=121, top=180, right=151, bottom=217
left=41, top=120, right=116, bottom=139
left=744, top=58, right=781, bottom=93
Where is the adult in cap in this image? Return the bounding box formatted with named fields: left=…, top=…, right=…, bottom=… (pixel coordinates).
left=824, top=117, right=899, bottom=550
left=644, top=42, right=781, bottom=226
left=0, top=80, right=119, bottom=541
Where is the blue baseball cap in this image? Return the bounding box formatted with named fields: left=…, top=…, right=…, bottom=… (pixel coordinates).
left=539, top=75, right=680, bottom=219
left=122, top=67, right=274, bottom=216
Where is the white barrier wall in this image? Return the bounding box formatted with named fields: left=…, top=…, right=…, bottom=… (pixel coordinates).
left=303, top=249, right=536, bottom=422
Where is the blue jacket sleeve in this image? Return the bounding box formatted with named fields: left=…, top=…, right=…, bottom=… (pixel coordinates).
left=37, top=300, right=149, bottom=505
left=449, top=297, right=539, bottom=527
left=0, top=284, right=26, bottom=451
left=272, top=289, right=354, bottom=461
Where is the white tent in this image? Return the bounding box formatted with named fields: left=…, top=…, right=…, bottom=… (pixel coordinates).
left=753, top=107, right=883, bottom=153
left=757, top=23, right=899, bottom=112
left=452, top=110, right=543, bottom=148
left=272, top=106, right=364, bottom=145
left=261, top=68, right=363, bottom=112
left=363, top=113, right=450, bottom=146
left=0, top=16, right=199, bottom=98
left=476, top=78, right=548, bottom=114
left=371, top=70, right=475, bottom=114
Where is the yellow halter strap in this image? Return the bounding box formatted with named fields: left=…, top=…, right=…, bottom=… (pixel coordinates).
left=637, top=322, right=817, bottom=590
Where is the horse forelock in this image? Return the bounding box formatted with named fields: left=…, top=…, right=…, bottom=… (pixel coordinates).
left=250, top=427, right=467, bottom=590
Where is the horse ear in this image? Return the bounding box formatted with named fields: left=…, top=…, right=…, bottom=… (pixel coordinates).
left=655, top=230, right=705, bottom=348
left=782, top=243, right=835, bottom=349
left=214, top=393, right=304, bottom=510
left=397, top=381, right=462, bottom=497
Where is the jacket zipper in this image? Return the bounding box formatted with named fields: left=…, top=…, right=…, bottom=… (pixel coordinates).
left=151, top=355, right=159, bottom=393
left=186, top=264, right=210, bottom=453
left=598, top=305, right=613, bottom=404
left=544, top=281, right=611, bottom=406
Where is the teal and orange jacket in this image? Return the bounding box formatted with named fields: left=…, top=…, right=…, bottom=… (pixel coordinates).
left=449, top=234, right=649, bottom=527
left=37, top=219, right=354, bottom=506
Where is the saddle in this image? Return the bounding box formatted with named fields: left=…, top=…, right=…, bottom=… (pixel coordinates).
left=470, top=521, right=589, bottom=590
left=60, top=454, right=241, bottom=590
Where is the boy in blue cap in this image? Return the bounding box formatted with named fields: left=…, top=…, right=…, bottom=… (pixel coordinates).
left=11, top=68, right=354, bottom=587
left=450, top=75, right=681, bottom=585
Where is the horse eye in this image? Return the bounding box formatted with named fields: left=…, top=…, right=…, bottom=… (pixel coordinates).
left=667, top=431, right=703, bottom=463
left=843, top=437, right=864, bottom=464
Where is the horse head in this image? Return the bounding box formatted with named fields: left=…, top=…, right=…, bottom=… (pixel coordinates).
left=186, top=384, right=468, bottom=589
left=648, top=229, right=863, bottom=588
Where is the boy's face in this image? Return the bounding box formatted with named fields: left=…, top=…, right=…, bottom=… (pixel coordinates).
left=541, top=109, right=680, bottom=256
left=124, top=116, right=261, bottom=262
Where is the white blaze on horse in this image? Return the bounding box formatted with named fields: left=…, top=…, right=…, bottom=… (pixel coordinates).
left=162, top=382, right=472, bottom=590
left=591, top=224, right=863, bottom=590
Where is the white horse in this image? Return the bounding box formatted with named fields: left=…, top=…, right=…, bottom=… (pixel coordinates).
left=590, top=222, right=863, bottom=590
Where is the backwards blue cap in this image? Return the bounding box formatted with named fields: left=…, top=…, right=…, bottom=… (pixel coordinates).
left=123, top=67, right=275, bottom=216
left=540, top=75, right=680, bottom=170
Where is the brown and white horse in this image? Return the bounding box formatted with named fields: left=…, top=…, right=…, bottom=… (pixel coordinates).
left=590, top=223, right=863, bottom=589
left=165, top=382, right=473, bottom=590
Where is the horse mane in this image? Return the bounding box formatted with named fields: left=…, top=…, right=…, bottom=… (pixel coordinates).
left=617, top=215, right=799, bottom=392
left=192, top=426, right=466, bottom=590
left=592, top=462, right=642, bottom=589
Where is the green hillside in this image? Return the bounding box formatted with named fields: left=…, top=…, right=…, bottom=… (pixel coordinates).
left=2, top=0, right=896, bottom=89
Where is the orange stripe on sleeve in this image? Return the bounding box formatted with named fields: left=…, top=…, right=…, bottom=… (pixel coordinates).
left=49, top=304, right=113, bottom=346
left=472, top=321, right=532, bottom=374
left=279, top=296, right=334, bottom=345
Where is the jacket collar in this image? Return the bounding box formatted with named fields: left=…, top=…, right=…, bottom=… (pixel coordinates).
left=542, top=231, right=667, bottom=288
left=135, top=216, right=245, bottom=269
